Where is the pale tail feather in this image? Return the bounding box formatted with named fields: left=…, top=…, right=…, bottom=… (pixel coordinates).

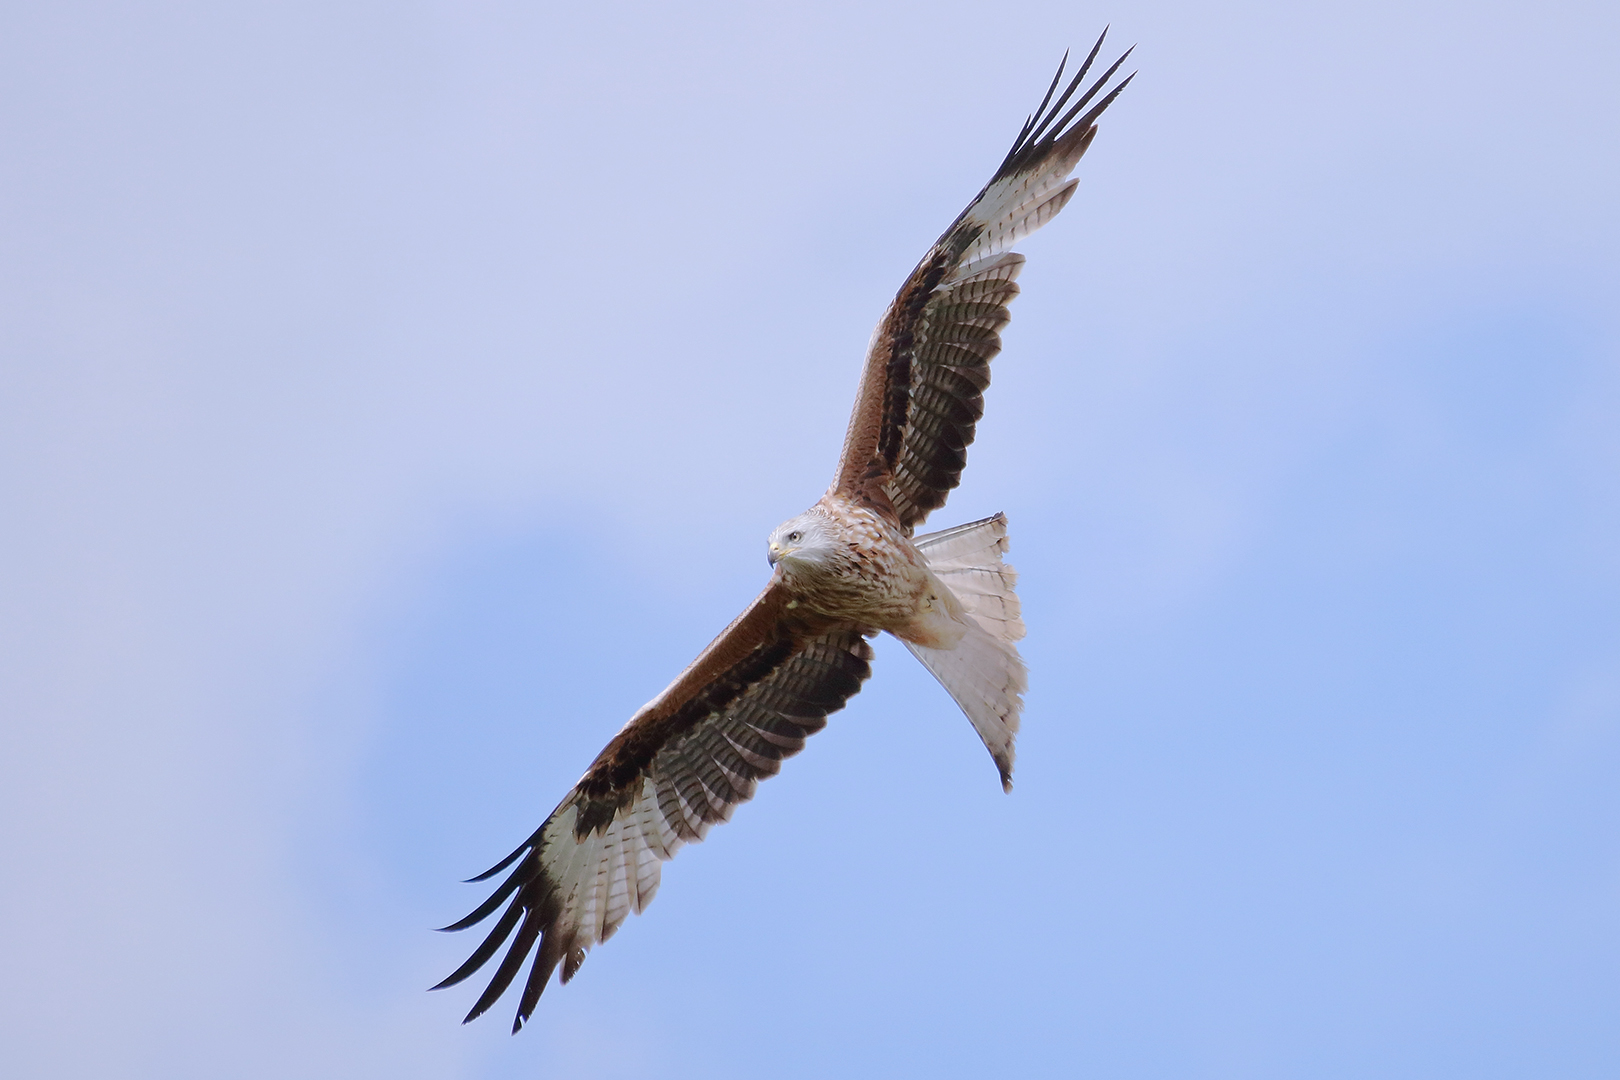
left=906, top=513, right=1027, bottom=791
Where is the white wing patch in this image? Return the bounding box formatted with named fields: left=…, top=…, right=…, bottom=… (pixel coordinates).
left=956, top=162, right=1085, bottom=274
left=538, top=776, right=680, bottom=973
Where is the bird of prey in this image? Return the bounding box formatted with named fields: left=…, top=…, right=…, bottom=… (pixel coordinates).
left=434, top=35, right=1133, bottom=1032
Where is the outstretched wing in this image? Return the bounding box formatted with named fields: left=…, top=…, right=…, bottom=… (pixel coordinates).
left=432, top=581, right=874, bottom=1032
left=833, top=33, right=1134, bottom=531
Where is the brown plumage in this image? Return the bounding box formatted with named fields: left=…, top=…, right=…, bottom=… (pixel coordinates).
left=432, top=35, right=1134, bottom=1032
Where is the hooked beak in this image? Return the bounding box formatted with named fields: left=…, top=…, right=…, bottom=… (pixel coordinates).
left=767, top=542, right=781, bottom=567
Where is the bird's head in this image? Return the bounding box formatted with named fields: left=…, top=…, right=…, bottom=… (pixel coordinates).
left=767, top=511, right=837, bottom=570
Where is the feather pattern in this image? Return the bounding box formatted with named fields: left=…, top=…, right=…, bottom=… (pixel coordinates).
left=833, top=31, right=1134, bottom=530
left=433, top=617, right=873, bottom=1032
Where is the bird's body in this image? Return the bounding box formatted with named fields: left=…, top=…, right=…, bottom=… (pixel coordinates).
left=432, top=36, right=1134, bottom=1032
left=770, top=494, right=941, bottom=637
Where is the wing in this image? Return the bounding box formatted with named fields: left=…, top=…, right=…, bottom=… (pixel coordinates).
left=833, top=33, right=1134, bottom=531
left=431, top=581, right=874, bottom=1032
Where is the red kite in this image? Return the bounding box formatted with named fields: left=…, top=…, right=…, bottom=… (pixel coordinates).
left=435, top=35, right=1133, bottom=1032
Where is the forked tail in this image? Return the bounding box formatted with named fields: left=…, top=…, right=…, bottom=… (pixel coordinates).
left=904, top=513, right=1027, bottom=790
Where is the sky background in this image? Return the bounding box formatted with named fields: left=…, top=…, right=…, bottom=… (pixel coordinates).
left=3, top=2, right=1618, bottom=1077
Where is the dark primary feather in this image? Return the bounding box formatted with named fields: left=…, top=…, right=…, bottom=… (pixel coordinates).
left=1001, top=30, right=1136, bottom=180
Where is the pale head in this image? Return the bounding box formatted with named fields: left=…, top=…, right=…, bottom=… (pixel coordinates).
left=767, top=510, right=839, bottom=569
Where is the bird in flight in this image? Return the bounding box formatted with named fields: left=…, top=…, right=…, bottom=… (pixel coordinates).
left=433, top=33, right=1134, bottom=1032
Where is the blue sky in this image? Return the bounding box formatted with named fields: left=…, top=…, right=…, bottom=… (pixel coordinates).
left=3, top=2, right=1617, bottom=1077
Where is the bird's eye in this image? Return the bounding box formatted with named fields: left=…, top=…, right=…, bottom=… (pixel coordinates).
left=787, top=531, right=802, bottom=543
